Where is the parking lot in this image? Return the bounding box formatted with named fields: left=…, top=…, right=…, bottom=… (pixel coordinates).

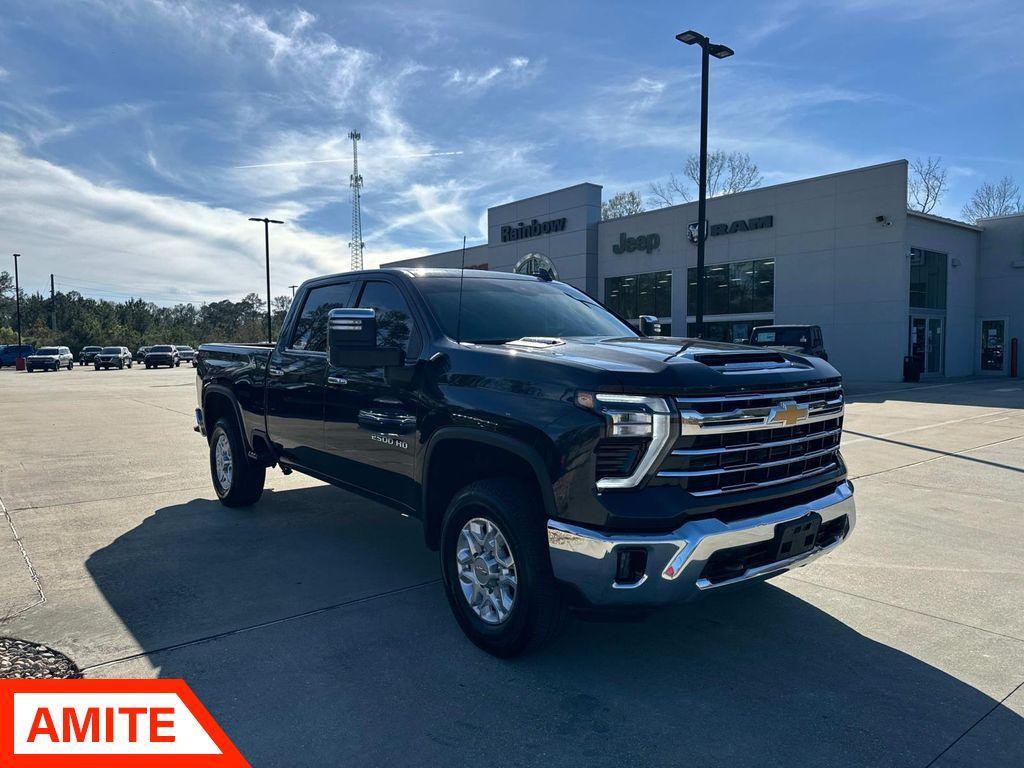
left=1, top=365, right=1022, bottom=767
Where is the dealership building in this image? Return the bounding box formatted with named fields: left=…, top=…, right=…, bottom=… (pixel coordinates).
left=385, top=161, right=1024, bottom=381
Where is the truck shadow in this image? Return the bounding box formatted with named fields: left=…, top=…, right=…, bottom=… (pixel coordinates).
left=86, top=485, right=1022, bottom=767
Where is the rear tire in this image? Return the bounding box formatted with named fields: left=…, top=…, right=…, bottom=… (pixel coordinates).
left=209, top=417, right=265, bottom=507
left=440, top=478, right=567, bottom=657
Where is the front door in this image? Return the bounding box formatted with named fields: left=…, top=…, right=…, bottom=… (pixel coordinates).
left=265, top=281, right=355, bottom=471
left=323, top=279, right=422, bottom=508
left=977, top=318, right=1008, bottom=375
left=909, top=315, right=944, bottom=376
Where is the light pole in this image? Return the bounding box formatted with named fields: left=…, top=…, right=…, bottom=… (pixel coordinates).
left=13, top=254, right=24, bottom=368
left=676, top=29, right=733, bottom=339
left=289, top=284, right=297, bottom=299
left=248, top=217, right=284, bottom=342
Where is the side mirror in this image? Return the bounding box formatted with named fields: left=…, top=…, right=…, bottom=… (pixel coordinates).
left=328, top=308, right=405, bottom=368
left=638, top=315, right=660, bottom=336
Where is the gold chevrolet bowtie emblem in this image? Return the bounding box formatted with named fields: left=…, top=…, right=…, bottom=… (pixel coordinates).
left=767, top=400, right=809, bottom=427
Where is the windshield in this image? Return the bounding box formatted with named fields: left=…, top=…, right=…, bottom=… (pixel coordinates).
left=38, top=347, right=59, bottom=355
left=101, top=347, right=121, bottom=354
left=178, top=346, right=193, bottom=351
left=151, top=345, right=173, bottom=352
left=751, top=328, right=811, bottom=346
left=417, top=277, right=635, bottom=343
left=84, top=346, right=101, bottom=352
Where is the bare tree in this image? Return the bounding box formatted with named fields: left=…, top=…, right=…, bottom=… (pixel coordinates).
left=907, top=156, right=948, bottom=214
left=648, top=151, right=762, bottom=207
left=601, top=190, right=645, bottom=220
left=961, top=176, right=1023, bottom=222
left=648, top=173, right=691, bottom=207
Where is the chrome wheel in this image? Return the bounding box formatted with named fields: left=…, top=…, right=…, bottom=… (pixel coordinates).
left=214, top=433, right=233, bottom=492
left=456, top=517, right=517, bottom=625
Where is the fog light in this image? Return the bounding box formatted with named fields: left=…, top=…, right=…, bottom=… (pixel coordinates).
left=615, top=548, right=648, bottom=585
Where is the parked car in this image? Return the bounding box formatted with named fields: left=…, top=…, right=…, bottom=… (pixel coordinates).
left=26, top=346, right=74, bottom=372
left=0, top=344, right=35, bottom=367
left=176, top=345, right=197, bottom=366
left=145, top=345, right=179, bottom=368
left=194, top=268, right=854, bottom=656
left=94, top=346, right=133, bottom=370
left=79, top=346, right=103, bottom=366
left=748, top=324, right=829, bottom=360
left=136, top=346, right=151, bottom=362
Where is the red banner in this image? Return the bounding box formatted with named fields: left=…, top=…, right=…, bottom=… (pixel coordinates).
left=0, top=679, right=248, bottom=767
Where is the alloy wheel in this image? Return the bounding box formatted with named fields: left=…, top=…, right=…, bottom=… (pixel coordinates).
left=214, top=433, right=233, bottom=492
left=456, top=517, right=517, bottom=625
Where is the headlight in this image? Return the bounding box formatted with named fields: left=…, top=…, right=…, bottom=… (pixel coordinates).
left=576, top=393, right=673, bottom=489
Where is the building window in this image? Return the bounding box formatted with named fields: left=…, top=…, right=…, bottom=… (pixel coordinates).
left=687, top=318, right=774, bottom=344
left=687, top=258, right=774, bottom=315
left=909, top=248, right=947, bottom=310
left=514, top=253, right=557, bottom=279
left=605, top=271, right=672, bottom=321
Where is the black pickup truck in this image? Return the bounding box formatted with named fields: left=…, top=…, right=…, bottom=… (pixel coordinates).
left=195, top=268, right=855, bottom=656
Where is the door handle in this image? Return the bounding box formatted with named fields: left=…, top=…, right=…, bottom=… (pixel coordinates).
left=327, top=376, right=348, bottom=386
left=268, top=366, right=284, bottom=377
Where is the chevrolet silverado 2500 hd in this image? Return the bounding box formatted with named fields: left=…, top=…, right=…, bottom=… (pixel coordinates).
left=194, top=268, right=855, bottom=656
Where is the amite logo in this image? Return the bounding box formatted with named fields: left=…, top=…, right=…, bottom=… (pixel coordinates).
left=0, top=679, right=249, bottom=767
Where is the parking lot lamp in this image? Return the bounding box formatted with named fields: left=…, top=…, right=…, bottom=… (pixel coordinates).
left=676, top=30, right=733, bottom=339
left=248, top=217, right=284, bottom=343
left=13, top=253, right=24, bottom=365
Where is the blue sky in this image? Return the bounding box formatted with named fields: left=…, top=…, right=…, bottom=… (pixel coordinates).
left=1, top=0, right=1022, bottom=303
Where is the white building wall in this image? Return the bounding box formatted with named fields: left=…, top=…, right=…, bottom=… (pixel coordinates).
left=596, top=161, right=912, bottom=380
left=975, top=213, right=1024, bottom=374
left=905, top=213, right=981, bottom=377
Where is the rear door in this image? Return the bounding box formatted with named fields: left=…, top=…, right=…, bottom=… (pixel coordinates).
left=265, top=281, right=355, bottom=472
left=323, top=278, right=424, bottom=507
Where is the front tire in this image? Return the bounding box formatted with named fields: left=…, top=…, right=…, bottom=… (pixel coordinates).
left=440, top=478, right=566, bottom=657
left=209, top=417, right=265, bottom=507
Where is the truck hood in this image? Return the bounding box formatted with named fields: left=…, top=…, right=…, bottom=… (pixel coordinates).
left=466, top=336, right=839, bottom=392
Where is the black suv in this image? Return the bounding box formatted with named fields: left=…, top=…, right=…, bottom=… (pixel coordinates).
left=145, top=345, right=180, bottom=368
left=79, top=346, right=103, bottom=366
left=195, top=269, right=854, bottom=656
left=749, top=324, right=828, bottom=361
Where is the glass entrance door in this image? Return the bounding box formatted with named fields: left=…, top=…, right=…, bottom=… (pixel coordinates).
left=978, top=319, right=1007, bottom=373
left=909, top=316, right=944, bottom=376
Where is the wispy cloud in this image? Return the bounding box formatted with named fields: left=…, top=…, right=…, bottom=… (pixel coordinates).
left=0, top=133, right=423, bottom=299
left=447, top=56, right=541, bottom=93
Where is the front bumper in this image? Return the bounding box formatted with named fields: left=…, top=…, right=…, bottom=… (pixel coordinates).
left=547, top=481, right=854, bottom=607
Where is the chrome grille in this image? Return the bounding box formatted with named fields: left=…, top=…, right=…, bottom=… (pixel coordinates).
left=657, top=383, right=844, bottom=496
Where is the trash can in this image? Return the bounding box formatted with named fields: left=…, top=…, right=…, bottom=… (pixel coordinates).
left=902, top=355, right=920, bottom=383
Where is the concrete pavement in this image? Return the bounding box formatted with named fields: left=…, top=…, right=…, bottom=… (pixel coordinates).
left=1, top=366, right=1022, bottom=766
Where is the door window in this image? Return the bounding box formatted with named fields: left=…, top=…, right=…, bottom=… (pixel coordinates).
left=356, top=281, right=420, bottom=357
left=289, top=283, right=354, bottom=352
left=980, top=320, right=1005, bottom=372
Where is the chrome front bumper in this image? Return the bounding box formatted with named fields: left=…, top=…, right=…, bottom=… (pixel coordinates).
left=547, top=481, right=854, bottom=607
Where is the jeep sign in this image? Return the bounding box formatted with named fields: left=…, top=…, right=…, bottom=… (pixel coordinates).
left=612, top=232, right=661, bottom=255
left=688, top=215, right=773, bottom=243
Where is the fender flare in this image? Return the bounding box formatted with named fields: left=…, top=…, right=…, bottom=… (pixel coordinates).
left=202, top=384, right=252, bottom=453
left=420, top=427, right=558, bottom=547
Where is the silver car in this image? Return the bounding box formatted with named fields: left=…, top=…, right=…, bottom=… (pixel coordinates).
left=26, top=346, right=74, bottom=372
left=176, top=345, right=197, bottom=367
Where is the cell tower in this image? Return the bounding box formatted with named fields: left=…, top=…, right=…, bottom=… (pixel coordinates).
left=348, top=129, right=364, bottom=271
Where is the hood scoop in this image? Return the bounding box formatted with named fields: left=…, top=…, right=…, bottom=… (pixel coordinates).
left=689, top=350, right=808, bottom=373
left=505, top=337, right=566, bottom=349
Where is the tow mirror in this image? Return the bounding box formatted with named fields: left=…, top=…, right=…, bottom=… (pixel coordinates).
left=328, top=308, right=405, bottom=368
left=638, top=315, right=660, bottom=336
